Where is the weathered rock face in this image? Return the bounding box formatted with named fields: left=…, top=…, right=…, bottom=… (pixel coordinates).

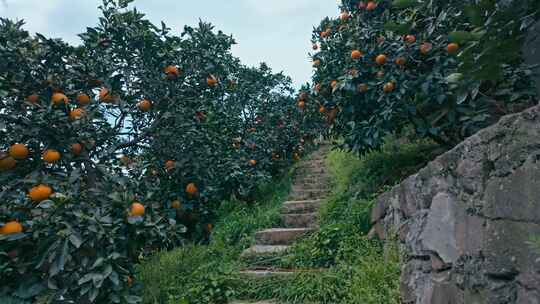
left=371, top=105, right=540, bottom=304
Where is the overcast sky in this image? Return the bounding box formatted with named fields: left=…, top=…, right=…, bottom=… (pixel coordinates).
left=0, top=0, right=340, bottom=89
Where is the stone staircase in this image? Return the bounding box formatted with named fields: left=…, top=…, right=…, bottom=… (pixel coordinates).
left=233, top=144, right=332, bottom=303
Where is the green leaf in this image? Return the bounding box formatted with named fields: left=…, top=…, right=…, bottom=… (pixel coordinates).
left=391, top=0, right=421, bottom=9
left=383, top=22, right=413, bottom=35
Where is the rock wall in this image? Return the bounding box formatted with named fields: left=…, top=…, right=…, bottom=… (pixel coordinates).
left=371, top=105, right=540, bottom=304
left=524, top=21, right=540, bottom=97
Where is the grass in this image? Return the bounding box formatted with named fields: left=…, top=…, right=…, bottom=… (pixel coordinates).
left=137, top=137, right=442, bottom=304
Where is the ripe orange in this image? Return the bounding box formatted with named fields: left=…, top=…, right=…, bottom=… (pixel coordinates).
left=314, top=83, right=321, bottom=92
left=420, top=42, right=433, bottom=55
left=120, top=155, right=131, bottom=165
left=357, top=83, right=369, bottom=93
left=207, top=75, right=218, bottom=87
left=76, top=93, right=91, bottom=105
left=165, top=160, right=176, bottom=171
left=186, top=183, right=198, bottom=196
left=99, top=88, right=113, bottom=102
left=0, top=221, right=23, bottom=235
left=27, top=94, right=39, bottom=104
left=0, top=155, right=16, bottom=171
left=319, top=106, right=326, bottom=113
left=395, top=57, right=407, bottom=66
left=127, top=276, right=134, bottom=286
left=71, top=143, right=82, bottom=156
left=171, top=200, right=182, bottom=209
left=69, top=108, right=85, bottom=120
left=42, top=149, right=61, bottom=164
left=28, top=184, right=53, bottom=202
left=9, top=144, right=29, bottom=160
left=447, top=43, right=459, bottom=54
left=404, top=35, right=416, bottom=44
left=298, top=100, right=306, bottom=109
left=313, top=59, right=321, bottom=67
left=375, top=54, right=387, bottom=65
left=340, top=11, right=350, bottom=21
left=320, top=29, right=331, bottom=38
left=137, top=99, right=152, bottom=112
left=249, top=159, right=257, bottom=166
left=366, top=1, right=378, bottom=10
left=164, top=65, right=180, bottom=79
left=51, top=93, right=68, bottom=105
left=383, top=82, right=395, bottom=93
left=351, top=50, right=363, bottom=59
left=331, top=80, right=338, bottom=89
left=130, top=202, right=145, bottom=217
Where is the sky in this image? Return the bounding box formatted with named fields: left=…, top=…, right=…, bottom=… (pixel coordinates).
left=0, top=0, right=340, bottom=89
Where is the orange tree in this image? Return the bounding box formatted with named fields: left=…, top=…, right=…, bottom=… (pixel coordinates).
left=0, top=0, right=322, bottom=302
left=310, top=0, right=539, bottom=153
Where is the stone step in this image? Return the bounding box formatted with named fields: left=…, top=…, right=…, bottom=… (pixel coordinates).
left=230, top=301, right=276, bottom=304
left=239, top=269, right=295, bottom=279
left=255, top=228, right=314, bottom=245
left=281, top=212, right=318, bottom=228
left=291, top=185, right=329, bottom=192
left=281, top=199, right=324, bottom=214
left=295, top=167, right=328, bottom=174
left=294, top=177, right=332, bottom=186
left=289, top=190, right=328, bottom=201
left=240, top=245, right=289, bottom=259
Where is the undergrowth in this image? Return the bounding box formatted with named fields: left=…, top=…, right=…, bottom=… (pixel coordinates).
left=138, top=137, right=442, bottom=304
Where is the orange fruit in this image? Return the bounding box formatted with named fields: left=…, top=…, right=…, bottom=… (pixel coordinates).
left=319, top=106, right=326, bottom=113
left=69, top=108, right=85, bottom=120
left=420, top=42, right=433, bottom=55
left=299, top=92, right=308, bottom=101
left=27, top=94, right=39, bottom=104
left=42, top=149, right=61, bottom=164
left=130, top=202, right=145, bottom=217
left=164, top=65, right=180, bottom=79
left=71, top=143, right=82, bottom=156
left=313, top=59, right=321, bottom=67
left=51, top=93, right=68, bottom=105
left=249, top=159, right=257, bottom=166
left=357, top=83, right=369, bottom=93
left=395, top=57, right=407, bottom=66
left=127, top=276, right=134, bottom=286
left=358, top=1, right=367, bottom=9
left=171, top=200, right=182, bottom=209
left=28, top=184, right=53, bottom=202
left=165, top=160, right=176, bottom=171
left=331, top=80, right=338, bottom=89
left=375, top=54, right=387, bottom=65
left=340, top=11, right=350, bottom=21
left=404, top=35, right=416, bottom=44
left=314, top=83, right=321, bottom=92
left=137, top=99, right=152, bottom=112
left=9, top=144, right=29, bottom=160
left=293, top=153, right=300, bottom=161
left=298, top=100, right=306, bottom=109
left=366, top=1, right=378, bottom=10
left=320, top=29, right=331, bottom=38
left=0, top=155, right=16, bottom=171
left=447, top=43, right=459, bottom=54
left=312, top=44, right=318, bottom=50
left=99, top=88, right=111, bottom=102
left=383, top=82, right=395, bottom=93
left=349, top=69, right=359, bottom=77
left=186, top=183, right=198, bottom=196
left=0, top=221, right=23, bottom=235
left=207, top=75, right=218, bottom=87
left=351, top=50, right=363, bottom=59
left=76, top=93, right=91, bottom=105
